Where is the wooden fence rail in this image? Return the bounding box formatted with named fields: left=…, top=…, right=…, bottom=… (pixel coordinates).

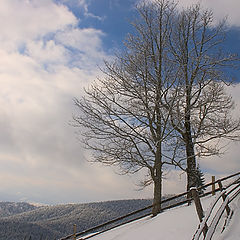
left=192, top=176, right=240, bottom=240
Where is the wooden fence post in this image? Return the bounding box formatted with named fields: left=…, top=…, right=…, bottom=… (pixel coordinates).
left=73, top=224, right=77, bottom=240
left=218, top=180, right=231, bottom=216
left=191, top=188, right=208, bottom=237
left=212, top=176, right=216, bottom=196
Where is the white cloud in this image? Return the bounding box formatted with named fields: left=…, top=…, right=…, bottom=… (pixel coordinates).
left=55, top=27, right=108, bottom=69
left=0, top=0, right=118, bottom=204
left=56, top=28, right=104, bottom=53
left=0, top=0, right=154, bottom=205
left=178, top=0, right=240, bottom=27
left=146, top=0, right=240, bottom=26
left=26, top=40, right=68, bottom=65
left=0, top=0, right=77, bottom=51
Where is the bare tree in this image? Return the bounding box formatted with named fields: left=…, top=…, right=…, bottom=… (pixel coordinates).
left=167, top=4, right=240, bottom=192
left=73, top=0, right=181, bottom=216
left=73, top=0, right=240, bottom=216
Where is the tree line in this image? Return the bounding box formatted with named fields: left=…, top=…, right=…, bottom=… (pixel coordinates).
left=73, top=0, right=240, bottom=216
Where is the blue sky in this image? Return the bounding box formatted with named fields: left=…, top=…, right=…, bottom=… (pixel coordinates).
left=0, top=0, right=240, bottom=205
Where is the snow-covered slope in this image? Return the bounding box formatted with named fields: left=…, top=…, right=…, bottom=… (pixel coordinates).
left=87, top=195, right=240, bottom=240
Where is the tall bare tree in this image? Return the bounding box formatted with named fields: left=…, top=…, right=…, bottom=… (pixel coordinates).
left=167, top=4, right=240, bottom=191
left=73, top=0, right=181, bottom=216
left=73, top=0, right=240, bottom=216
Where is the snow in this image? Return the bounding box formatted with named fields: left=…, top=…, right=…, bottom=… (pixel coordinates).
left=84, top=194, right=240, bottom=240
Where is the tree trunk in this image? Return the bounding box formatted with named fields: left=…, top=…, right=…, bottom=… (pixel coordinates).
left=152, top=81, right=163, bottom=216
left=185, top=87, right=197, bottom=195
left=152, top=164, right=162, bottom=216
left=186, top=139, right=197, bottom=203
left=186, top=134, right=197, bottom=191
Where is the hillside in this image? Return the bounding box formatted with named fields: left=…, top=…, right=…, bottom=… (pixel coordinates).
left=0, top=202, right=38, bottom=218
left=0, top=199, right=153, bottom=240
left=88, top=195, right=240, bottom=240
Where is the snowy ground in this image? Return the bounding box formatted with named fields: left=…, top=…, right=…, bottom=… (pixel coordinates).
left=84, top=194, right=240, bottom=240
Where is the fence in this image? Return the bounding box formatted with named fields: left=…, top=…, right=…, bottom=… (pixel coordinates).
left=59, top=171, right=240, bottom=240
left=192, top=176, right=240, bottom=240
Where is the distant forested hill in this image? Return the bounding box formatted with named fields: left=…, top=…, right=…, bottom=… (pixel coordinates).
left=0, top=196, right=185, bottom=240
left=0, top=199, right=153, bottom=240
left=0, top=202, right=38, bottom=218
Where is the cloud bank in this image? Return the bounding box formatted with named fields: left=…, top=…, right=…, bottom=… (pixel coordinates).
left=0, top=0, right=145, bottom=204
